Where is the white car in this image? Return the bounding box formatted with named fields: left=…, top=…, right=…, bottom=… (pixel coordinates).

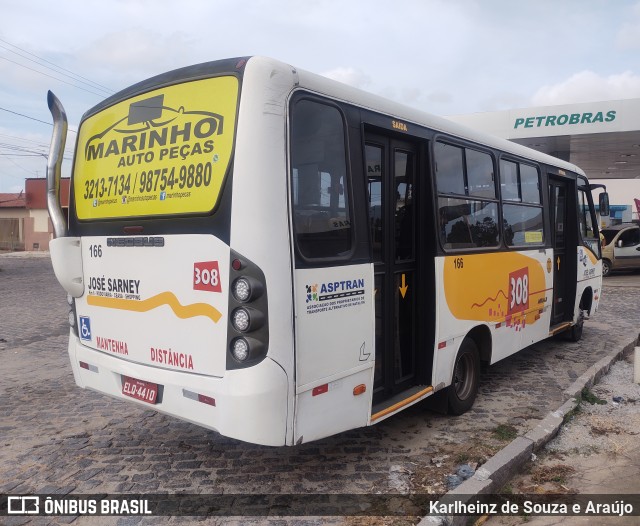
left=601, top=223, right=640, bottom=276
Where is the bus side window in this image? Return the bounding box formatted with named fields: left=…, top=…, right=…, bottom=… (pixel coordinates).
left=434, top=141, right=499, bottom=250
left=290, top=99, right=352, bottom=260
left=500, top=160, right=544, bottom=247
left=578, top=189, right=596, bottom=240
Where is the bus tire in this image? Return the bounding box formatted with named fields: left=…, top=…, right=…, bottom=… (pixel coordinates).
left=568, top=309, right=585, bottom=342
left=448, top=338, right=480, bottom=415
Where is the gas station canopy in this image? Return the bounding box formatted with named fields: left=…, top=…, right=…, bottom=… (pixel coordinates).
left=447, top=99, right=640, bottom=181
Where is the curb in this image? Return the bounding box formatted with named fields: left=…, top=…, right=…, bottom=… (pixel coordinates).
left=418, top=335, right=638, bottom=526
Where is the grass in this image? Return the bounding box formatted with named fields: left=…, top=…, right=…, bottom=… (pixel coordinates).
left=492, top=424, right=518, bottom=441
left=530, top=464, right=575, bottom=485
left=581, top=387, right=607, bottom=405
left=500, top=483, right=514, bottom=495
left=563, top=402, right=582, bottom=424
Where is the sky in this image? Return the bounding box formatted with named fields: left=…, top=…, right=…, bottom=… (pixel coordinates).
left=2, top=0, right=640, bottom=193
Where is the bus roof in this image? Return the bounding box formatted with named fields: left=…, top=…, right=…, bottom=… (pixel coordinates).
left=80, top=54, right=584, bottom=177
left=278, top=57, right=586, bottom=177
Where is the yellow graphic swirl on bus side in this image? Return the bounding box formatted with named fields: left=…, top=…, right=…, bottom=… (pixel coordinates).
left=444, top=252, right=548, bottom=329
left=87, top=292, right=222, bottom=324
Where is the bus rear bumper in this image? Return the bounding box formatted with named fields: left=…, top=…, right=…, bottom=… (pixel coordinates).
left=67, top=332, right=289, bottom=446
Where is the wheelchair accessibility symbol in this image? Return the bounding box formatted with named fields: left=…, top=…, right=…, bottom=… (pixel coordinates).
left=79, top=316, right=92, bottom=341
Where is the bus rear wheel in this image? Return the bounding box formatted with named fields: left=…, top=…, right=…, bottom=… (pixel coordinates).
left=567, top=309, right=585, bottom=342
left=448, top=339, right=480, bottom=415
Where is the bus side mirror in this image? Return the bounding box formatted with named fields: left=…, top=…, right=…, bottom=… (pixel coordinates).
left=599, top=193, right=610, bottom=217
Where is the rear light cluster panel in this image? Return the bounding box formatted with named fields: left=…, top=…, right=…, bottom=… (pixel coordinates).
left=226, top=250, right=269, bottom=369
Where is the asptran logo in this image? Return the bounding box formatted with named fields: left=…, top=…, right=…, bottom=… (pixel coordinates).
left=306, top=284, right=319, bottom=303
left=579, top=249, right=589, bottom=267
left=306, top=279, right=365, bottom=303
left=305, top=278, right=367, bottom=315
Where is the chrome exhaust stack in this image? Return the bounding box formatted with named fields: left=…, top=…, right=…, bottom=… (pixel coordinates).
left=47, top=90, right=84, bottom=298
left=46, top=90, right=68, bottom=238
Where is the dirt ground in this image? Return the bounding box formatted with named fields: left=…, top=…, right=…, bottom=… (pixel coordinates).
left=486, top=352, right=640, bottom=526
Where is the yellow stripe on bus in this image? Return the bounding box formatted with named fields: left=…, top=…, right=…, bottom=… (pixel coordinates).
left=371, top=386, right=434, bottom=422
left=549, top=322, right=572, bottom=336
left=87, top=292, right=223, bottom=324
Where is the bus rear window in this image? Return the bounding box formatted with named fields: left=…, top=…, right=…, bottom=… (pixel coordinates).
left=73, top=76, right=239, bottom=220
left=290, top=99, right=352, bottom=260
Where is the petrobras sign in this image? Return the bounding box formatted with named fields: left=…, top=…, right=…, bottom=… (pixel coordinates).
left=447, top=99, right=640, bottom=139
left=513, top=110, right=616, bottom=129
left=508, top=99, right=640, bottom=138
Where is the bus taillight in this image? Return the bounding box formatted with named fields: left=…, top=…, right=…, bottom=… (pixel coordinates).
left=226, top=250, right=269, bottom=370
left=229, top=336, right=265, bottom=363
left=232, top=276, right=263, bottom=303
left=231, top=307, right=264, bottom=333
left=230, top=337, right=250, bottom=362
left=67, top=293, right=79, bottom=337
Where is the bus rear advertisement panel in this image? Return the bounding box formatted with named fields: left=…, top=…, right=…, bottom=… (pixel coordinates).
left=73, top=76, right=239, bottom=220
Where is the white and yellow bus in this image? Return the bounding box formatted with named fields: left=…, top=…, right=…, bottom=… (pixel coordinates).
left=47, top=56, right=607, bottom=446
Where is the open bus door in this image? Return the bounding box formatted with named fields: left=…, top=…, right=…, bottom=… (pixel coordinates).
left=364, top=131, right=435, bottom=417
left=549, top=175, right=578, bottom=329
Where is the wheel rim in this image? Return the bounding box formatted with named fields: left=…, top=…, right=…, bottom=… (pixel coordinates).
left=603, top=262, right=610, bottom=276
left=453, top=352, right=476, bottom=401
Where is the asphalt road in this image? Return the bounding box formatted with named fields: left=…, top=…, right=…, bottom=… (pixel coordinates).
left=1, top=254, right=638, bottom=526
